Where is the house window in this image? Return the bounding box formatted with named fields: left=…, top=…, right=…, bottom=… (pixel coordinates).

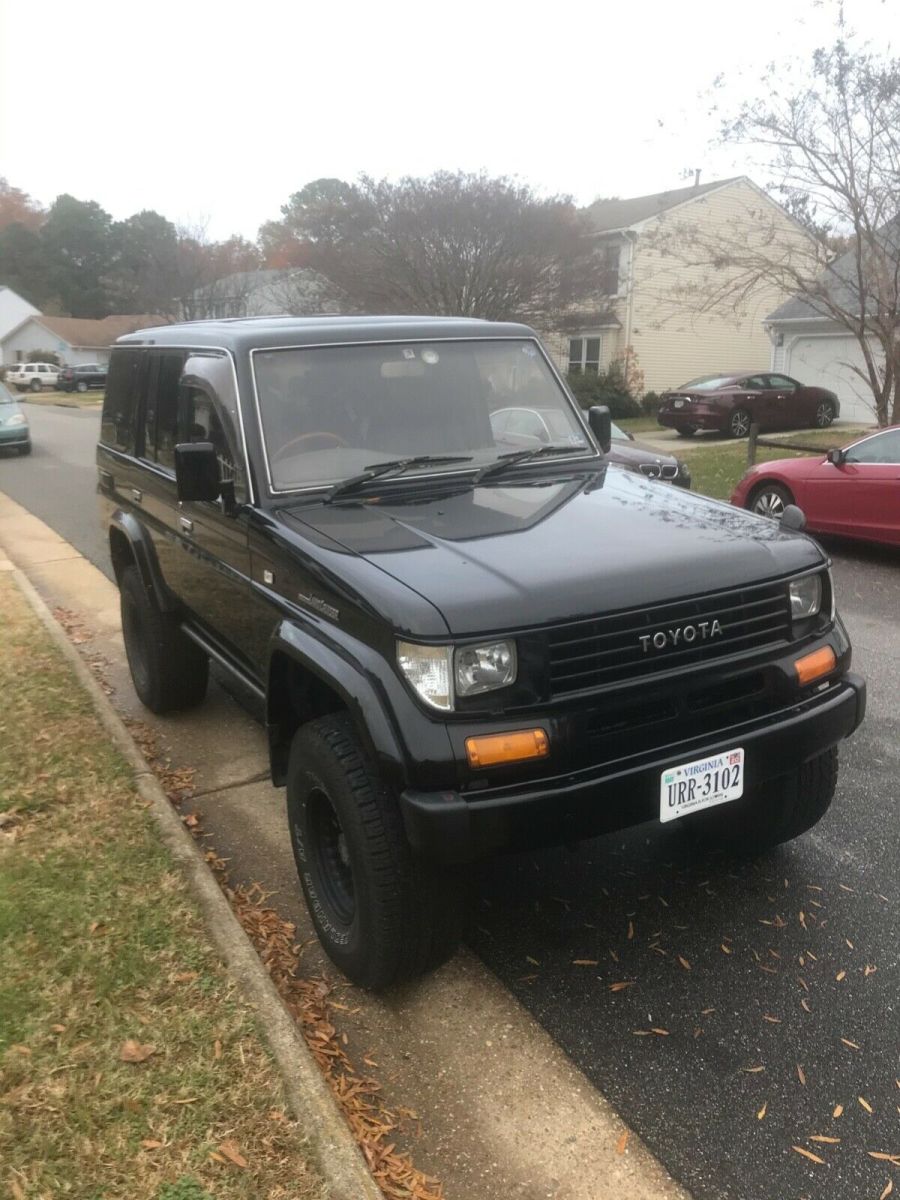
left=568, top=336, right=602, bottom=375
left=599, top=242, right=621, bottom=296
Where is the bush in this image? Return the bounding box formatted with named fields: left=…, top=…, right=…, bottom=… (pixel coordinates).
left=566, top=364, right=641, bottom=420
left=26, top=349, right=61, bottom=365
left=641, top=390, right=661, bottom=416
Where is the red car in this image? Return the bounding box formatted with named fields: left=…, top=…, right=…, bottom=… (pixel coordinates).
left=658, top=372, right=840, bottom=439
left=731, top=426, right=900, bottom=546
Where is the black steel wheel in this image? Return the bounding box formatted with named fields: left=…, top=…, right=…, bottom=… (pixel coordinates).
left=119, top=564, right=208, bottom=713
left=286, top=713, right=464, bottom=990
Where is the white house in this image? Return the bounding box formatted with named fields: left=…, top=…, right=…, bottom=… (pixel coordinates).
left=186, top=268, right=338, bottom=320
left=764, top=236, right=895, bottom=426
left=0, top=314, right=163, bottom=368
left=0, top=286, right=40, bottom=365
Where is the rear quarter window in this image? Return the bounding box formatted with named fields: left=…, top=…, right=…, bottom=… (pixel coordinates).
left=100, top=349, right=143, bottom=453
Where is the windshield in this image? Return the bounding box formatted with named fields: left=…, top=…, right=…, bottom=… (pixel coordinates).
left=253, top=338, right=592, bottom=490
left=0, top=383, right=14, bottom=404
left=679, top=375, right=736, bottom=391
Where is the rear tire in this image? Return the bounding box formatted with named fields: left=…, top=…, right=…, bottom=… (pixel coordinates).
left=815, top=400, right=835, bottom=428
left=688, top=747, right=838, bottom=856
left=729, top=407, right=752, bottom=438
left=29, top=378, right=41, bottom=393
left=119, top=564, right=208, bottom=713
left=287, top=713, right=464, bottom=989
left=749, top=480, right=794, bottom=520
left=76, top=380, right=88, bottom=393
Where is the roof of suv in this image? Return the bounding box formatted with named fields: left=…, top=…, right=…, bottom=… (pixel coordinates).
left=115, top=314, right=538, bottom=352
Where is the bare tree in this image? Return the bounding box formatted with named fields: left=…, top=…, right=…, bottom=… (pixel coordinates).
left=260, top=172, right=601, bottom=329
left=649, top=28, right=900, bottom=424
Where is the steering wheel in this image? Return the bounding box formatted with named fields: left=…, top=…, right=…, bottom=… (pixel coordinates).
left=271, top=431, right=348, bottom=461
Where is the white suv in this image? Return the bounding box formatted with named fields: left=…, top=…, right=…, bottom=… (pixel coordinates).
left=7, top=362, right=61, bottom=392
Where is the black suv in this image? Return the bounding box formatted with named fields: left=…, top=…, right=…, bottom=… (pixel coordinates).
left=59, top=362, right=107, bottom=392
left=97, top=316, right=865, bottom=989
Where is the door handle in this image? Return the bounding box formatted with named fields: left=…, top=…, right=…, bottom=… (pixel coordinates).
left=179, top=516, right=194, bottom=534
left=131, top=488, right=142, bottom=503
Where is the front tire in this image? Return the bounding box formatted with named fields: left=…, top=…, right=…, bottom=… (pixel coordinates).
left=76, top=380, right=88, bottom=393
left=688, top=747, right=838, bottom=856
left=729, top=407, right=752, bottom=438
left=119, top=564, right=208, bottom=713
left=815, top=400, right=835, bottom=428
left=287, top=713, right=463, bottom=989
left=749, top=480, right=794, bottom=520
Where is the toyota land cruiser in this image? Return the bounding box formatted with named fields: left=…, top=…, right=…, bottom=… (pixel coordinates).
left=97, top=316, right=866, bottom=989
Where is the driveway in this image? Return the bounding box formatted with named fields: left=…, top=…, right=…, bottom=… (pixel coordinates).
left=2, top=402, right=898, bottom=1200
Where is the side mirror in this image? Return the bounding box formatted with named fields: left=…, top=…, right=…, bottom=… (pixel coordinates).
left=174, top=442, right=220, bottom=502
left=779, top=504, right=807, bottom=532
left=827, top=447, right=845, bottom=466
left=588, top=405, right=612, bottom=454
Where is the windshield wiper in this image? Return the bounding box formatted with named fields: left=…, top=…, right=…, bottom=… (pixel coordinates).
left=324, top=455, right=473, bottom=503
left=473, top=444, right=586, bottom=485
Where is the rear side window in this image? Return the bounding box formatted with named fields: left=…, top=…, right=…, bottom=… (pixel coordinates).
left=101, top=350, right=143, bottom=452
left=144, top=352, right=187, bottom=468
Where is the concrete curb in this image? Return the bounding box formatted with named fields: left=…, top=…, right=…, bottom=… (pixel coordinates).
left=8, top=565, right=382, bottom=1200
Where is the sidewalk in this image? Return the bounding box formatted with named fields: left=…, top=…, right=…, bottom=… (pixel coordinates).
left=0, top=491, right=691, bottom=1200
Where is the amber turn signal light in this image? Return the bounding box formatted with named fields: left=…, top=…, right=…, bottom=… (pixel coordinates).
left=794, top=646, right=836, bottom=686
left=466, top=728, right=549, bottom=769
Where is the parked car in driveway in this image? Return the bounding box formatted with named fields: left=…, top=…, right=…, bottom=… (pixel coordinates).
left=0, top=381, right=31, bottom=454
left=658, top=373, right=840, bottom=439
left=490, top=407, right=691, bottom=487
left=732, top=426, right=900, bottom=546
left=7, top=361, right=61, bottom=392
left=58, top=363, right=107, bottom=392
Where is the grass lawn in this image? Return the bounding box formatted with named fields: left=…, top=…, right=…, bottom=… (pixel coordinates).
left=686, top=426, right=872, bottom=501
left=18, top=389, right=102, bottom=408
left=615, top=415, right=659, bottom=434
left=0, top=575, right=324, bottom=1200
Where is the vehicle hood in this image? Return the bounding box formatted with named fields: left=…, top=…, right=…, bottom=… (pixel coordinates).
left=744, top=455, right=828, bottom=481
left=609, top=439, right=678, bottom=469
left=283, top=467, right=825, bottom=636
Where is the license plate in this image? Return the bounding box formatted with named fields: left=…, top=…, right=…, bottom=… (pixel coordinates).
left=660, top=748, right=744, bottom=823
left=673, top=398, right=685, bottom=408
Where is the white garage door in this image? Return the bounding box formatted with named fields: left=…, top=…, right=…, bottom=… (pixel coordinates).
left=787, top=336, right=879, bottom=425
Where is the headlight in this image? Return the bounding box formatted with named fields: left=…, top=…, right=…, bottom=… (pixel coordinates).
left=4, top=413, right=26, bottom=426
left=789, top=574, right=822, bottom=619
left=397, top=639, right=518, bottom=709
left=455, top=640, right=517, bottom=697
left=397, top=642, right=452, bottom=711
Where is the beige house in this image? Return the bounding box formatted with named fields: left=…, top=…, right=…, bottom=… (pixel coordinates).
left=543, top=177, right=815, bottom=395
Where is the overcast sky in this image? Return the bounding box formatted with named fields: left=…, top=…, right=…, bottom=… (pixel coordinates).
left=0, top=0, right=893, bottom=241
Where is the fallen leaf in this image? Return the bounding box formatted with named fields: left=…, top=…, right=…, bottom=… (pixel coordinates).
left=678, top=956, right=691, bottom=971
left=865, top=965, right=877, bottom=976
left=743, top=1065, right=766, bottom=1073
left=119, top=1039, right=155, bottom=1064
left=842, top=1039, right=861, bottom=1050
left=141, top=1139, right=163, bottom=1150
left=720, top=944, right=732, bottom=954
left=9, top=1181, right=25, bottom=1200
left=846, top=939, right=854, bottom=950
left=763, top=1014, right=781, bottom=1024
left=801, top=999, right=812, bottom=1013
left=208, top=1152, right=227, bottom=1164
left=218, top=1139, right=248, bottom=1169
left=701, top=1007, right=716, bottom=1015
left=616, top=1130, right=630, bottom=1155
left=836, top=970, right=846, bottom=982
left=174, top=971, right=199, bottom=983
left=572, top=959, right=599, bottom=966
left=859, top=1096, right=873, bottom=1114
left=627, top=921, right=634, bottom=941
left=651, top=1028, right=669, bottom=1036
left=792, top=1146, right=825, bottom=1165
left=833, top=1105, right=843, bottom=1118
left=810, top=1135, right=840, bottom=1144
left=868, top=1153, right=900, bottom=1165
left=757, top=1102, right=767, bottom=1120
left=797, top=1064, right=806, bottom=1086
left=213, top=1039, right=222, bottom=1060
left=526, top=955, right=540, bottom=966
left=609, top=981, right=634, bottom=992
left=880, top=1180, right=893, bottom=1200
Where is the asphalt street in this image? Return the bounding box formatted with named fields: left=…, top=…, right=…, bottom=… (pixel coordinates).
left=4, top=402, right=899, bottom=1200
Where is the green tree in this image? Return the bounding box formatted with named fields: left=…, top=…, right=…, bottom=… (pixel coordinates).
left=0, top=222, right=54, bottom=308
left=109, top=210, right=180, bottom=315
left=41, top=195, right=115, bottom=317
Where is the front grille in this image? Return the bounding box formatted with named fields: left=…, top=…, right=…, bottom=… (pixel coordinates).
left=547, top=580, right=792, bottom=697
left=638, top=462, right=678, bottom=479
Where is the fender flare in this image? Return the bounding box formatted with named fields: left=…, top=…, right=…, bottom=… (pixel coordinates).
left=267, top=620, right=408, bottom=789
left=108, top=510, right=178, bottom=612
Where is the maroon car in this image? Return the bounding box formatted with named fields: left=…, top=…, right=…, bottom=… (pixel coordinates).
left=657, top=372, right=840, bottom=439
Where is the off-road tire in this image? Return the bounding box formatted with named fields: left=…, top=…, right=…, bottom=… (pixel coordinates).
left=119, top=564, right=208, bottom=713
left=688, top=747, right=838, bottom=856
left=749, top=480, right=794, bottom=521
left=287, top=713, right=464, bottom=989
left=815, top=400, right=836, bottom=428
left=729, top=407, right=752, bottom=438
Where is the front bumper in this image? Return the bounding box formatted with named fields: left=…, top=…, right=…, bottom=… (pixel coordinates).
left=0, top=426, right=30, bottom=445
left=400, top=672, right=866, bottom=862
